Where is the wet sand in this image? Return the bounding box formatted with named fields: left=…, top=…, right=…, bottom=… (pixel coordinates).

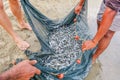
left=0, top=0, right=120, bottom=80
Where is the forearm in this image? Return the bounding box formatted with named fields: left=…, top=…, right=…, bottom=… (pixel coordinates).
left=0, top=60, right=40, bottom=80
left=78, top=0, right=85, bottom=6
left=93, top=7, right=117, bottom=43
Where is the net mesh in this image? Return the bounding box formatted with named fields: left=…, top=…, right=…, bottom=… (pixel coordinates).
left=20, top=0, right=96, bottom=80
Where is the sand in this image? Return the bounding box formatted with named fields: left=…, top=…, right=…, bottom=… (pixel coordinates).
left=0, top=0, right=120, bottom=80
left=0, top=0, right=40, bottom=72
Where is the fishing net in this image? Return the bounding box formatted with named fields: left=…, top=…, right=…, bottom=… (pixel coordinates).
left=20, top=0, right=96, bottom=80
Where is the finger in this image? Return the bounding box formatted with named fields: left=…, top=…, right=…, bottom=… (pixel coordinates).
left=74, top=18, right=77, bottom=22
left=74, top=9, right=77, bottom=14
left=29, top=60, right=37, bottom=65
left=82, top=46, right=91, bottom=51
left=34, top=67, right=41, bottom=75
left=81, top=44, right=85, bottom=50
left=82, top=45, right=87, bottom=52
left=74, top=10, right=79, bottom=14
left=75, top=11, right=78, bottom=14
left=77, top=11, right=80, bottom=15
left=76, top=10, right=79, bottom=14
left=82, top=48, right=86, bottom=52
left=12, top=60, right=16, bottom=65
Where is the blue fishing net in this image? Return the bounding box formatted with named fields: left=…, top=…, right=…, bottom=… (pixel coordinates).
left=20, top=0, right=96, bottom=80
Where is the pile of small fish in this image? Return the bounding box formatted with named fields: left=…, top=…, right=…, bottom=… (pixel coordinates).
left=40, top=25, right=84, bottom=70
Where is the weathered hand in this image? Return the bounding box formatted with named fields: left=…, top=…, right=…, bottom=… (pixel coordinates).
left=82, top=40, right=97, bottom=52
left=9, top=60, right=41, bottom=80
left=74, top=5, right=82, bottom=15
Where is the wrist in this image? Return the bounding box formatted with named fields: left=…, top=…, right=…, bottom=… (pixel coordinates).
left=0, top=71, right=13, bottom=80
left=0, top=68, right=18, bottom=80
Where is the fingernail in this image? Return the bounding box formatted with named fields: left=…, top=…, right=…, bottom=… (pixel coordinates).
left=34, top=60, right=37, bottom=63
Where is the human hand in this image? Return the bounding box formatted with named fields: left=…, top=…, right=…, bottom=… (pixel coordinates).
left=74, top=5, right=82, bottom=15
left=82, top=40, right=97, bottom=52
left=9, top=60, right=41, bottom=80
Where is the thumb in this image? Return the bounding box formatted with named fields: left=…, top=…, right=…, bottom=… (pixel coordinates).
left=82, top=47, right=87, bottom=52
left=29, top=60, right=37, bottom=65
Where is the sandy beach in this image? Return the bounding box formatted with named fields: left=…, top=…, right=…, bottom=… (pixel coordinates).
left=0, top=0, right=120, bottom=80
